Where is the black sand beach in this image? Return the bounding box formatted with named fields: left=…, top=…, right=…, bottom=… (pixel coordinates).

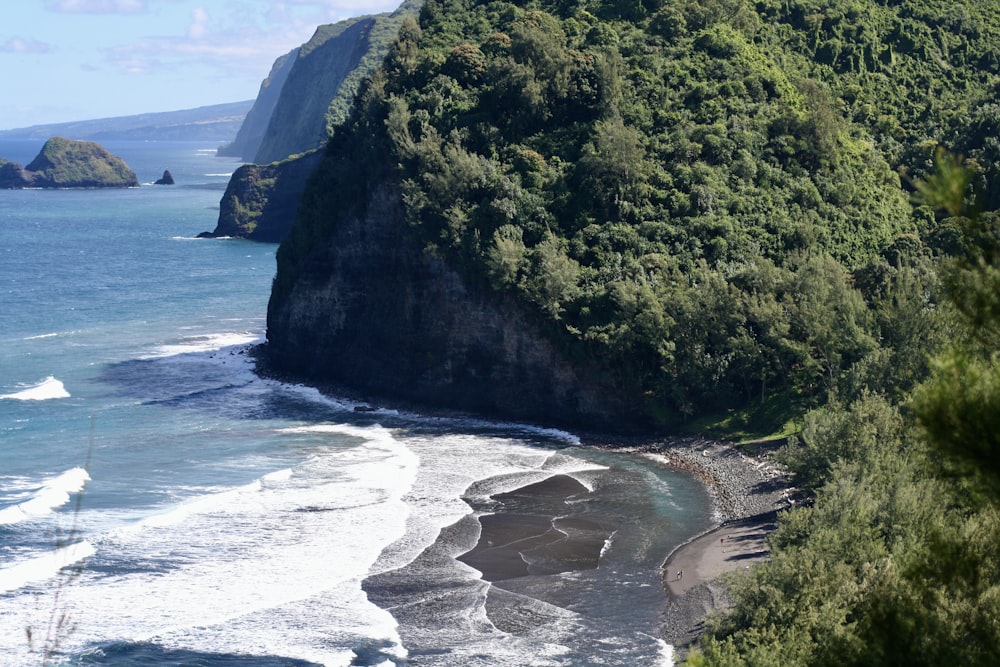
left=454, top=436, right=796, bottom=656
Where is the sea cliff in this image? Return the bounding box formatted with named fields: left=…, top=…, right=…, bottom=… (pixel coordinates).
left=263, top=0, right=997, bottom=431
left=203, top=151, right=323, bottom=241
left=204, top=0, right=421, bottom=240
left=265, top=178, right=643, bottom=430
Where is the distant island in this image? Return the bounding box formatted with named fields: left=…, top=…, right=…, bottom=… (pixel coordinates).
left=0, top=100, right=253, bottom=143
left=0, top=137, right=138, bottom=188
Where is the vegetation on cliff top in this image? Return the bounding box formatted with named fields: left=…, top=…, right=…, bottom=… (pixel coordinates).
left=268, top=0, right=1000, bottom=661
left=276, top=0, right=999, bottom=428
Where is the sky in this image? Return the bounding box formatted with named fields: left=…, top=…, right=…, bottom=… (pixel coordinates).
left=0, top=0, right=402, bottom=130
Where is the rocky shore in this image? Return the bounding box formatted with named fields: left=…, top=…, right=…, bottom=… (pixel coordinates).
left=646, top=437, right=798, bottom=653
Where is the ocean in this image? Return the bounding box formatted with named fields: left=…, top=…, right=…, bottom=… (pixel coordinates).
left=0, top=139, right=714, bottom=666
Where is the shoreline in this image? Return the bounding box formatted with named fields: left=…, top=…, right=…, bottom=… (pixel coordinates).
left=610, top=436, right=798, bottom=652
left=254, top=354, right=798, bottom=654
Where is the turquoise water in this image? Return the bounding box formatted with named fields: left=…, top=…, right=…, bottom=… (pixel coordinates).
left=0, top=140, right=713, bottom=665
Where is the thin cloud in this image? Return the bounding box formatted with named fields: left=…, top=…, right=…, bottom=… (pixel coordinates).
left=45, top=0, right=147, bottom=14
left=99, top=0, right=403, bottom=83
left=0, top=37, right=53, bottom=54
left=187, top=7, right=210, bottom=39
left=102, top=5, right=328, bottom=78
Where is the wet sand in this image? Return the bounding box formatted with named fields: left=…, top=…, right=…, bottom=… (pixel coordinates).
left=664, top=511, right=776, bottom=597
left=457, top=474, right=612, bottom=582
left=647, top=437, right=798, bottom=651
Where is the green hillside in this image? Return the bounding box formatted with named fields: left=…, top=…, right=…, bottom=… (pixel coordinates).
left=276, top=0, right=999, bottom=428
left=268, top=0, right=1000, bottom=660
left=0, top=136, right=139, bottom=188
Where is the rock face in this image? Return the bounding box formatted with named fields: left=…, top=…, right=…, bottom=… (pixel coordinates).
left=217, top=50, right=298, bottom=161
left=201, top=150, right=323, bottom=241
left=0, top=159, right=31, bottom=188
left=253, top=18, right=375, bottom=165
left=154, top=170, right=174, bottom=185
left=0, top=137, right=138, bottom=188
left=265, top=181, right=642, bottom=431
left=219, top=0, right=421, bottom=167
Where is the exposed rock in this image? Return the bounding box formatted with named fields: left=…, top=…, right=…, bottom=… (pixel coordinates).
left=217, top=50, right=298, bottom=161
left=0, top=137, right=138, bottom=188
left=200, top=150, right=323, bottom=241
left=265, top=180, right=650, bottom=432
left=253, top=19, right=374, bottom=165
left=154, top=169, right=175, bottom=185
left=0, top=159, right=32, bottom=188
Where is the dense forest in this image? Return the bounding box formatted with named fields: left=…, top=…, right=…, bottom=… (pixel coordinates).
left=269, top=0, right=1000, bottom=662
left=275, top=0, right=999, bottom=430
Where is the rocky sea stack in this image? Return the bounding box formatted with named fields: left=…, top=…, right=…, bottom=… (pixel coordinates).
left=0, top=137, right=138, bottom=189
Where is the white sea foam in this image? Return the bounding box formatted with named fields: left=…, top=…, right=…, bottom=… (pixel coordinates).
left=657, top=638, right=675, bottom=666
left=0, top=467, right=90, bottom=525
left=0, top=425, right=419, bottom=662
left=113, top=478, right=265, bottom=533
left=0, top=376, right=70, bottom=401
left=23, top=332, right=58, bottom=340
left=261, top=468, right=293, bottom=484
left=0, top=540, right=95, bottom=593
left=203, top=172, right=233, bottom=177
left=146, top=331, right=261, bottom=358
left=600, top=530, right=618, bottom=560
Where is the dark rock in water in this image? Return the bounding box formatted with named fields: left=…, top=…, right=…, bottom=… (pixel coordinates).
left=154, top=169, right=175, bottom=185
left=0, top=159, right=32, bottom=188
left=0, top=137, right=138, bottom=188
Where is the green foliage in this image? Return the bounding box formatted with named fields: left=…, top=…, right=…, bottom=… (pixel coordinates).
left=267, top=4, right=1000, bottom=658
left=696, top=391, right=1000, bottom=665
left=693, top=148, right=1000, bottom=665
left=778, top=392, right=902, bottom=491
left=276, top=0, right=997, bottom=427
left=23, top=137, right=137, bottom=188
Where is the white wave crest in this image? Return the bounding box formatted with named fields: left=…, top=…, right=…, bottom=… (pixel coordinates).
left=116, top=478, right=265, bottom=534
left=0, top=376, right=70, bottom=401
left=146, top=332, right=261, bottom=358
left=23, top=332, right=58, bottom=340
left=0, top=467, right=90, bottom=525
left=0, top=540, right=96, bottom=593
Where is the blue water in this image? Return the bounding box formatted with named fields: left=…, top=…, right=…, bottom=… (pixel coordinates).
left=0, top=140, right=714, bottom=666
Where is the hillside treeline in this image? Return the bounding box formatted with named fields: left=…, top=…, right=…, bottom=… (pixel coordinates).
left=690, top=165, right=1000, bottom=663
left=270, top=0, right=1000, bottom=661
left=276, top=0, right=998, bottom=428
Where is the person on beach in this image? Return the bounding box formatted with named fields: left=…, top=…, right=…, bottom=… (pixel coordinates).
left=676, top=570, right=683, bottom=581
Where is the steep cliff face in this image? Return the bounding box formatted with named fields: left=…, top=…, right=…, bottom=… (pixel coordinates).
left=203, top=150, right=323, bottom=241
left=217, top=50, right=298, bottom=161
left=266, top=180, right=640, bottom=430
left=208, top=2, right=422, bottom=241
left=254, top=19, right=374, bottom=165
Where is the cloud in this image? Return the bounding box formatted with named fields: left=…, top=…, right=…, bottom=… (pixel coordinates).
left=187, top=7, right=210, bottom=40
left=45, top=0, right=147, bottom=14
left=100, top=0, right=404, bottom=83
left=0, top=37, right=53, bottom=54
